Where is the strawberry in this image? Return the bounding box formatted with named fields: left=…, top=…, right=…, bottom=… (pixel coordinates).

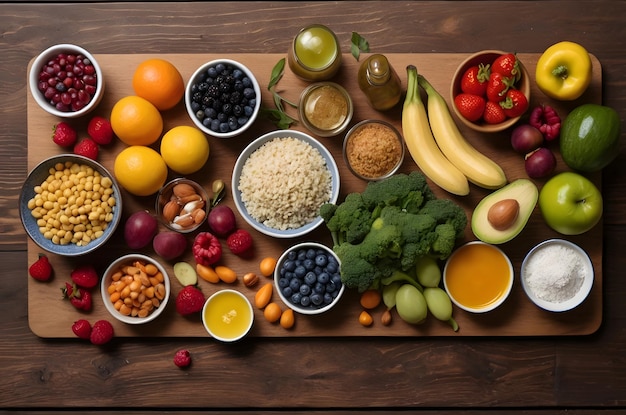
left=72, top=319, right=92, bottom=340
left=52, top=122, right=78, bottom=147
left=175, top=286, right=205, bottom=316
left=454, top=93, right=485, bottom=122
left=90, top=320, right=114, bottom=345
left=483, top=100, right=507, bottom=124
left=87, top=116, right=114, bottom=145
left=61, top=282, right=93, bottom=311
left=501, top=89, right=529, bottom=118
left=173, top=349, right=192, bottom=368
left=492, top=53, right=521, bottom=82
left=70, top=264, right=99, bottom=289
left=460, top=64, right=489, bottom=96
left=73, top=137, right=99, bottom=160
left=486, top=72, right=512, bottom=103
left=29, top=253, right=53, bottom=282
left=226, top=229, right=253, bottom=255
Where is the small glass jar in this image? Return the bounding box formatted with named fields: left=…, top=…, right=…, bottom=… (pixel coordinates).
left=298, top=82, right=353, bottom=137
left=358, top=54, right=403, bottom=111
left=287, top=24, right=342, bottom=82
left=155, top=178, right=208, bottom=233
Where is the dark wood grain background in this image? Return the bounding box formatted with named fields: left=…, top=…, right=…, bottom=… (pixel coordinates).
left=1, top=1, right=625, bottom=413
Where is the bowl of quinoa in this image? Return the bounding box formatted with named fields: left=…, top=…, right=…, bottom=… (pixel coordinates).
left=343, top=120, right=404, bottom=181
left=232, top=130, right=340, bottom=238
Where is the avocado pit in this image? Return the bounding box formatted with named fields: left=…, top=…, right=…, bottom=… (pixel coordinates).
left=487, top=199, right=520, bottom=231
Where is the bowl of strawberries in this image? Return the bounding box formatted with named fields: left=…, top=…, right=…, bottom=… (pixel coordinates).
left=450, top=50, right=530, bottom=133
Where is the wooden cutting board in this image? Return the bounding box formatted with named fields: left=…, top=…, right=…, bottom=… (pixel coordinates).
left=26, top=53, right=603, bottom=338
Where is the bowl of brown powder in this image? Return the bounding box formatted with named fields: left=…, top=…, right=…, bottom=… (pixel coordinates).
left=521, top=239, right=594, bottom=312
left=343, top=120, right=405, bottom=181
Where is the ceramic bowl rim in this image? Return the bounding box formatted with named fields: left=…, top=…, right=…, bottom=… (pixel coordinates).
left=100, top=254, right=171, bottom=325
left=184, top=58, right=261, bottom=139
left=201, top=289, right=254, bottom=342
left=231, top=129, right=340, bottom=239
left=520, top=238, right=594, bottom=312
left=29, top=43, right=105, bottom=118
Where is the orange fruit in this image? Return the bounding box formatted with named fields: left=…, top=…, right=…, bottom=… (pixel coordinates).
left=132, top=58, right=185, bottom=111
left=160, top=126, right=210, bottom=175
left=110, top=96, right=163, bottom=146
left=114, top=145, right=168, bottom=196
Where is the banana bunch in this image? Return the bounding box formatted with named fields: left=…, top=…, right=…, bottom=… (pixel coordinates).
left=402, top=66, right=507, bottom=195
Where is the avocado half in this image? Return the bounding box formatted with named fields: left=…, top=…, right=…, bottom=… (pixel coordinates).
left=471, top=179, right=538, bottom=244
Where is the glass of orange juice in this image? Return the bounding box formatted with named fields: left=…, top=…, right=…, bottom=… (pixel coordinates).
left=287, top=24, right=342, bottom=81
left=443, top=241, right=514, bottom=313
left=202, top=290, right=254, bottom=342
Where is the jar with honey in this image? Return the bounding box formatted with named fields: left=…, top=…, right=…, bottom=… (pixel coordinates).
left=287, top=24, right=342, bottom=82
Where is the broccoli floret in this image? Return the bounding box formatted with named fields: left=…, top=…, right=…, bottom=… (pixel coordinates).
left=320, top=192, right=374, bottom=247
left=334, top=243, right=386, bottom=292
left=418, top=198, right=467, bottom=238
left=361, top=171, right=435, bottom=212
left=430, top=223, right=460, bottom=259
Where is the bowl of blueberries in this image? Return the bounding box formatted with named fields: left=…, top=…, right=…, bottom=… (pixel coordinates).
left=185, top=59, right=261, bottom=139
left=274, top=242, right=344, bottom=315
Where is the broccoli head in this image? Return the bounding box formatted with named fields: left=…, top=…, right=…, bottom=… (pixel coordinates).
left=418, top=198, right=467, bottom=238
left=430, top=223, right=460, bottom=259
left=361, top=171, right=435, bottom=212
left=320, top=192, right=374, bottom=247
left=334, top=243, right=386, bottom=292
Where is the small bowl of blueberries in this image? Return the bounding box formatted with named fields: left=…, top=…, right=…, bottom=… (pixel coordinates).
left=274, top=242, right=344, bottom=315
left=185, top=59, right=261, bottom=139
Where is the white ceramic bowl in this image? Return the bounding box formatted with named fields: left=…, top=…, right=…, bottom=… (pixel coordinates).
left=231, top=130, right=340, bottom=239
left=202, top=289, right=254, bottom=342
left=101, top=254, right=171, bottom=325
left=443, top=241, right=514, bottom=313
left=185, top=59, right=261, bottom=138
left=274, top=242, right=344, bottom=315
left=19, top=154, right=122, bottom=257
left=29, top=43, right=105, bottom=118
left=521, top=239, right=594, bottom=312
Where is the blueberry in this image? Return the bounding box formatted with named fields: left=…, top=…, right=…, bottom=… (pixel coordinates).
left=323, top=293, right=333, bottom=304
left=315, top=254, right=328, bottom=267
left=243, top=87, right=256, bottom=100
left=299, top=284, right=311, bottom=296
left=207, top=67, right=217, bottom=78
left=228, top=116, right=238, bottom=130
left=289, top=278, right=301, bottom=292
left=283, top=259, right=296, bottom=272
left=311, top=293, right=323, bottom=306
left=314, top=282, right=326, bottom=294
left=204, top=107, right=217, bottom=118
left=232, top=69, right=243, bottom=79
left=290, top=293, right=302, bottom=305
left=305, top=249, right=317, bottom=259
left=332, top=274, right=342, bottom=286
left=202, top=118, right=212, bottom=127
left=278, top=277, right=289, bottom=288
left=215, top=63, right=225, bottom=73
left=210, top=119, right=220, bottom=132
left=287, top=250, right=297, bottom=261
left=296, top=249, right=307, bottom=261
left=304, top=272, right=317, bottom=286
left=219, top=122, right=229, bottom=133
left=244, top=106, right=253, bottom=117
left=326, top=281, right=337, bottom=293
left=317, top=272, right=330, bottom=284
left=242, top=77, right=252, bottom=88
left=238, top=116, right=249, bottom=126
left=281, top=287, right=293, bottom=298
left=300, top=296, right=311, bottom=307
left=294, top=265, right=306, bottom=279
left=325, top=261, right=338, bottom=274
left=303, top=258, right=315, bottom=271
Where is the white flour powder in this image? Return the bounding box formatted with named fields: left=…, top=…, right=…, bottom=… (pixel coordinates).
left=523, top=244, right=585, bottom=303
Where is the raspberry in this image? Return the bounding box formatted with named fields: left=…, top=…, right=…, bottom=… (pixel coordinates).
left=226, top=229, right=253, bottom=255
left=173, top=349, right=192, bottom=368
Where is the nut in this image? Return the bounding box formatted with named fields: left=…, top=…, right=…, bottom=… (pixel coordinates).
left=191, top=208, right=206, bottom=224
left=172, top=183, right=197, bottom=198
left=162, top=200, right=181, bottom=223
left=381, top=309, right=392, bottom=326
left=174, top=214, right=195, bottom=228
left=243, top=272, right=259, bottom=288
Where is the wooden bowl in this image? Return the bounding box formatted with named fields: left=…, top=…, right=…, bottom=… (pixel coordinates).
left=450, top=50, right=530, bottom=133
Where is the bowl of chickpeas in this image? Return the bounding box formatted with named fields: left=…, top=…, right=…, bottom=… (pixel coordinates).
left=101, top=254, right=170, bottom=325
left=19, top=154, right=122, bottom=256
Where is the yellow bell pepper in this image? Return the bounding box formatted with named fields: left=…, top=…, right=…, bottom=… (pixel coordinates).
left=535, top=41, right=592, bottom=101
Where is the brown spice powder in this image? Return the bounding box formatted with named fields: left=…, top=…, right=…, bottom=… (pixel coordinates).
left=304, top=85, right=348, bottom=130
left=346, top=123, right=402, bottom=179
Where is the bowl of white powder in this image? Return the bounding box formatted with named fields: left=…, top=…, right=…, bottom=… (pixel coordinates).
left=521, top=239, right=594, bottom=312
left=232, top=129, right=340, bottom=238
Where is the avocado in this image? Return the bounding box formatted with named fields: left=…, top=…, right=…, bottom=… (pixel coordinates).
left=471, top=179, right=538, bottom=244
left=560, top=104, right=621, bottom=172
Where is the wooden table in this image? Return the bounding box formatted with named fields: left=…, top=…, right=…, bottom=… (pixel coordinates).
left=1, top=1, right=625, bottom=413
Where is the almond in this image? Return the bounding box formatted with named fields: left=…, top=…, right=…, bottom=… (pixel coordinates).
left=191, top=208, right=206, bottom=224
left=172, top=183, right=197, bottom=198
left=174, top=214, right=195, bottom=228
left=179, top=193, right=202, bottom=204
left=162, top=200, right=181, bottom=223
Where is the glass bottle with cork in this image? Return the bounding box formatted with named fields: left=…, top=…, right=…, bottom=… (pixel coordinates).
left=358, top=54, right=402, bottom=111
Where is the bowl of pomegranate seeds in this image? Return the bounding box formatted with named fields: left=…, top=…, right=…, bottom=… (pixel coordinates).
left=450, top=50, right=530, bottom=133
left=29, top=44, right=105, bottom=118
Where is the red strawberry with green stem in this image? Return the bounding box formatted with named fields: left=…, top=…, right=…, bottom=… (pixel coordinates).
left=454, top=93, right=486, bottom=122
left=90, top=320, right=114, bottom=345
left=52, top=122, right=78, bottom=147
left=72, top=319, right=92, bottom=340
left=486, top=72, right=512, bottom=103
left=87, top=116, right=114, bottom=145
left=492, top=53, right=521, bottom=82
left=460, top=64, right=490, bottom=96
left=175, top=286, right=205, bottom=316
left=29, top=253, right=53, bottom=282
left=226, top=229, right=253, bottom=256
left=71, top=264, right=99, bottom=289
left=501, top=89, right=529, bottom=118
left=62, top=282, right=93, bottom=311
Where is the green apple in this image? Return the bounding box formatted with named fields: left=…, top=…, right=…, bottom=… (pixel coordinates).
left=538, top=172, right=602, bottom=235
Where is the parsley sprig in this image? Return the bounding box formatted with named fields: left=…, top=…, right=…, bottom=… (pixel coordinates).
left=260, top=58, right=298, bottom=129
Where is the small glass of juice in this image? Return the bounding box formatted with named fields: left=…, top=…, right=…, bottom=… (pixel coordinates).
left=202, top=289, right=254, bottom=342
left=287, top=24, right=342, bottom=81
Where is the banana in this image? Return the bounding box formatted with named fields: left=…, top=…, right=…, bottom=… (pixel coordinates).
left=418, top=75, right=507, bottom=190
left=402, top=66, right=470, bottom=196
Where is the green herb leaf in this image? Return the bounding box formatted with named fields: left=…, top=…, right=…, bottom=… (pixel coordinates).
left=260, top=107, right=298, bottom=130
left=268, top=58, right=286, bottom=90
left=351, top=32, right=370, bottom=61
